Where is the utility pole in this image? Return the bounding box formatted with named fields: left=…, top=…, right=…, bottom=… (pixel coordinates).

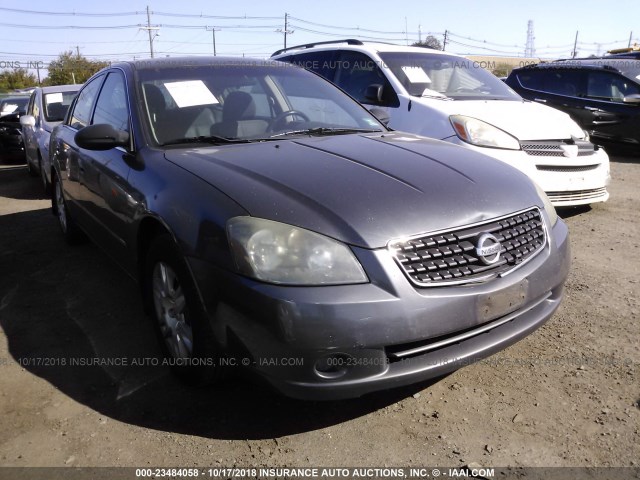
left=36, top=63, right=41, bottom=85
left=404, top=17, right=408, bottom=45
left=572, top=30, right=579, bottom=58
left=276, top=13, right=293, bottom=49
left=629, top=31, right=634, bottom=48
left=285, top=13, right=289, bottom=49
left=418, top=25, right=422, bottom=44
left=139, top=5, right=160, bottom=58
left=147, top=6, right=154, bottom=58
left=206, top=26, right=220, bottom=56
left=443, top=30, right=448, bottom=51
left=76, top=46, right=80, bottom=57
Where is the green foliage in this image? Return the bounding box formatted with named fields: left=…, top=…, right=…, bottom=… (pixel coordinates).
left=491, top=63, right=513, bottom=78
left=44, top=51, right=110, bottom=86
left=0, top=68, right=37, bottom=92
left=412, top=35, right=443, bottom=51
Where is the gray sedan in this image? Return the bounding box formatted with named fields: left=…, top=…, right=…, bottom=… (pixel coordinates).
left=49, top=57, right=570, bottom=400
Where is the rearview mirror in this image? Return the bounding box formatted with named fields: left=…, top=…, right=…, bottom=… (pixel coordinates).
left=75, top=124, right=129, bottom=151
left=20, top=115, right=36, bottom=127
left=364, top=84, right=384, bottom=104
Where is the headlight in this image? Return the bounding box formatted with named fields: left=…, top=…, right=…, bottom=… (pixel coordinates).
left=533, top=181, right=558, bottom=227
left=450, top=115, right=520, bottom=150
left=227, top=217, right=368, bottom=285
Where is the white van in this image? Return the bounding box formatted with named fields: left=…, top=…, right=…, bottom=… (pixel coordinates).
left=273, top=40, right=610, bottom=206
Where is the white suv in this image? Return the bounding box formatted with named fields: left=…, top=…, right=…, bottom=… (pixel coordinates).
left=272, top=40, right=610, bottom=207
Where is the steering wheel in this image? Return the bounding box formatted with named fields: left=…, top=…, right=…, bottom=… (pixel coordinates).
left=268, top=110, right=310, bottom=132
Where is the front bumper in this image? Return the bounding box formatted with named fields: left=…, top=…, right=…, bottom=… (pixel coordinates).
left=188, top=218, right=570, bottom=400
left=447, top=138, right=610, bottom=207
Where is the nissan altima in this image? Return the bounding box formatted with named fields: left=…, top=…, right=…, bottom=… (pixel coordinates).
left=49, top=57, right=570, bottom=400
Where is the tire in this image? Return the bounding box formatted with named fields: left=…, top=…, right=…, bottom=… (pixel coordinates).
left=39, top=155, right=51, bottom=196
left=143, top=234, right=222, bottom=386
left=53, top=173, right=85, bottom=244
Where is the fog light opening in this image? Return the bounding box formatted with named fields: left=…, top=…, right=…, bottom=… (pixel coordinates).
left=314, top=353, right=353, bottom=380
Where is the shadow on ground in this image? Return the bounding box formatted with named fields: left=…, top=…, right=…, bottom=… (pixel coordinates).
left=0, top=165, right=49, bottom=201
left=0, top=207, right=436, bottom=441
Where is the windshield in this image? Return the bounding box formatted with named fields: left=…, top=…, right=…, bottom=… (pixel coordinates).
left=44, top=91, right=78, bottom=122
left=137, top=61, right=385, bottom=146
left=379, top=52, right=521, bottom=101
left=0, top=97, right=28, bottom=116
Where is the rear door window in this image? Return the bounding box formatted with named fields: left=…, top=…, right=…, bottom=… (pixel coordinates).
left=540, top=69, right=584, bottom=97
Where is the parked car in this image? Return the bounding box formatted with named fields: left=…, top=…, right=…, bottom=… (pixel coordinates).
left=49, top=57, right=569, bottom=400
left=506, top=59, right=640, bottom=154
left=0, top=97, right=28, bottom=164
left=272, top=40, right=611, bottom=207
left=20, top=85, right=80, bottom=193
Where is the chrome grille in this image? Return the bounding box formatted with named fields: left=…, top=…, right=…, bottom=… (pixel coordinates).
left=546, top=187, right=608, bottom=203
left=536, top=164, right=599, bottom=173
left=389, top=208, right=546, bottom=287
left=521, top=140, right=595, bottom=157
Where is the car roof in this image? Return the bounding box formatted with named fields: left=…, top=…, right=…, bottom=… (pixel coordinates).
left=512, top=58, right=640, bottom=81
left=111, top=56, right=290, bottom=72
left=39, top=84, right=81, bottom=94
left=272, top=39, right=455, bottom=58
left=0, top=96, right=29, bottom=103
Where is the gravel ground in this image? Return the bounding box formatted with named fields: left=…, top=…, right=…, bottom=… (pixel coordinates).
left=0, top=157, right=638, bottom=471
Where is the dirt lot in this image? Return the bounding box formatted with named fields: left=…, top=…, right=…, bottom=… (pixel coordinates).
left=0, top=157, right=638, bottom=471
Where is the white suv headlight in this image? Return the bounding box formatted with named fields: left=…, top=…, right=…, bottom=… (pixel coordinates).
left=227, top=217, right=368, bottom=285
left=450, top=115, right=520, bottom=150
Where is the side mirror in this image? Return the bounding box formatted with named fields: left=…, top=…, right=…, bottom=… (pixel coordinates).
left=364, top=84, right=384, bottom=104
left=20, top=115, right=36, bottom=127
left=368, top=107, right=390, bottom=126
left=75, top=124, right=129, bottom=151
left=622, top=94, right=640, bottom=104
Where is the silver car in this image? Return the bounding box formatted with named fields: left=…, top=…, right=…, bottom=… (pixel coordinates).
left=20, top=85, right=79, bottom=193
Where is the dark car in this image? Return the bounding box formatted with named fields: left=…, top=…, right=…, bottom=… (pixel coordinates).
left=505, top=59, right=640, bottom=153
left=0, top=96, right=29, bottom=163
left=49, top=57, right=569, bottom=400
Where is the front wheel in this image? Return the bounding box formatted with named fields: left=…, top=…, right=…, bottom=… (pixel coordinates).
left=144, top=234, right=222, bottom=386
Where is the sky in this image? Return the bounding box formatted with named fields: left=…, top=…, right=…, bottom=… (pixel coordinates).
left=0, top=0, right=638, bottom=79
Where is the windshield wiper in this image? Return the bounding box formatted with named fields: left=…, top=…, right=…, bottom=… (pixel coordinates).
left=161, top=135, right=252, bottom=146
left=269, top=127, right=382, bottom=139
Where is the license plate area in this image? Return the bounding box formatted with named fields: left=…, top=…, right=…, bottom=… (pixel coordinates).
left=477, top=279, right=529, bottom=323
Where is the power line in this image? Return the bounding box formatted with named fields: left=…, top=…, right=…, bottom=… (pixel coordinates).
left=0, top=6, right=140, bottom=16
left=0, top=22, right=138, bottom=29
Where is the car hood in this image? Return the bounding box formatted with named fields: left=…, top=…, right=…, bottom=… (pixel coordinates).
left=430, top=98, right=584, bottom=141
left=164, top=133, right=543, bottom=249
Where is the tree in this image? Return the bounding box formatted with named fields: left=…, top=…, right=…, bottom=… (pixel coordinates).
left=412, top=35, right=443, bottom=51
left=0, top=68, right=37, bottom=92
left=45, top=51, right=109, bottom=86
